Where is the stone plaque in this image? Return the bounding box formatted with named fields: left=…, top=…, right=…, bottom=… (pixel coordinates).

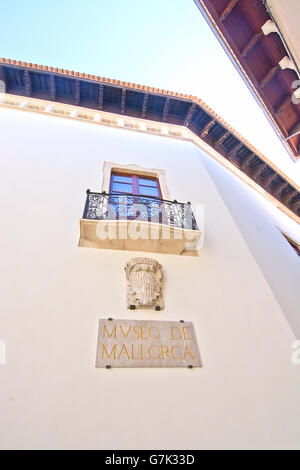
left=96, top=319, right=202, bottom=368
left=125, top=258, right=164, bottom=310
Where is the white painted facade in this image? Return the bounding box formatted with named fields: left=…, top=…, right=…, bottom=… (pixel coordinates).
left=0, top=106, right=299, bottom=450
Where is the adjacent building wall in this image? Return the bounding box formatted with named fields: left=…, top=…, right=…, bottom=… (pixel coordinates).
left=199, top=146, right=300, bottom=337
left=0, top=107, right=299, bottom=450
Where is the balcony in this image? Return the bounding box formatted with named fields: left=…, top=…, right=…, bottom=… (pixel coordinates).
left=79, top=191, right=201, bottom=255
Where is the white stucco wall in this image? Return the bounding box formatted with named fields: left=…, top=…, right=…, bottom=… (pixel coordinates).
left=0, top=107, right=299, bottom=450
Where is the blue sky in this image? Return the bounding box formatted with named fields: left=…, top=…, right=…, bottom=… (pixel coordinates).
left=1, top=0, right=299, bottom=183
left=1, top=0, right=221, bottom=90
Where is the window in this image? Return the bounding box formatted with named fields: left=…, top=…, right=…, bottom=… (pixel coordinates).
left=109, top=172, right=163, bottom=222
left=110, top=173, right=161, bottom=198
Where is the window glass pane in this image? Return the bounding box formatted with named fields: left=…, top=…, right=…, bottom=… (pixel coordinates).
left=112, top=174, right=132, bottom=183
left=111, top=182, right=132, bottom=193
left=139, top=185, right=160, bottom=197
left=138, top=178, right=158, bottom=187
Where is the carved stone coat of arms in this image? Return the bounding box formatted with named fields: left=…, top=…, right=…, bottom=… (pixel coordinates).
left=125, top=258, right=164, bottom=310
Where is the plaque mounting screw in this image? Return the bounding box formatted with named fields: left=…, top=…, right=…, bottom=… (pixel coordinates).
left=108, top=317, right=113, bottom=321
left=188, top=365, right=193, bottom=369
left=106, top=365, right=112, bottom=369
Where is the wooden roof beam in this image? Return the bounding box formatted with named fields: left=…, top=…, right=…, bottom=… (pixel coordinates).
left=49, top=74, right=56, bottom=101
left=142, top=93, right=149, bottom=119
left=0, top=65, right=5, bottom=81
left=99, top=84, right=104, bottom=110
left=276, top=95, right=291, bottom=116
left=291, top=199, right=300, bottom=210
left=283, top=189, right=298, bottom=205
left=162, top=98, right=170, bottom=122
left=220, top=0, right=239, bottom=22
left=259, top=65, right=280, bottom=89
left=199, top=118, right=215, bottom=138
left=257, top=163, right=269, bottom=179
left=227, top=142, right=243, bottom=160
left=273, top=181, right=289, bottom=197
left=241, top=152, right=255, bottom=170
left=214, top=130, right=230, bottom=148
left=286, top=122, right=300, bottom=140
left=24, top=70, right=32, bottom=97
left=121, top=88, right=126, bottom=114
left=74, top=80, right=80, bottom=106
left=0, top=65, right=6, bottom=92
left=263, top=172, right=279, bottom=189
left=184, top=102, right=197, bottom=126
left=241, top=32, right=264, bottom=58
left=252, top=162, right=267, bottom=179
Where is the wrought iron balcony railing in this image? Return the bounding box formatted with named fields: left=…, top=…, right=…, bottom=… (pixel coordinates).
left=83, top=190, right=199, bottom=231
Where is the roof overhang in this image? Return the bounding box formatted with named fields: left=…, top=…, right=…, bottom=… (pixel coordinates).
left=194, top=0, right=300, bottom=161
left=0, top=58, right=300, bottom=223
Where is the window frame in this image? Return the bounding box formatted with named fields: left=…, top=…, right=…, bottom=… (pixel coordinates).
left=110, top=172, right=162, bottom=199
left=101, top=161, right=171, bottom=201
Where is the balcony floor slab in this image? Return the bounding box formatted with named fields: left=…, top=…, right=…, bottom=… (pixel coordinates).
left=79, top=219, right=201, bottom=256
